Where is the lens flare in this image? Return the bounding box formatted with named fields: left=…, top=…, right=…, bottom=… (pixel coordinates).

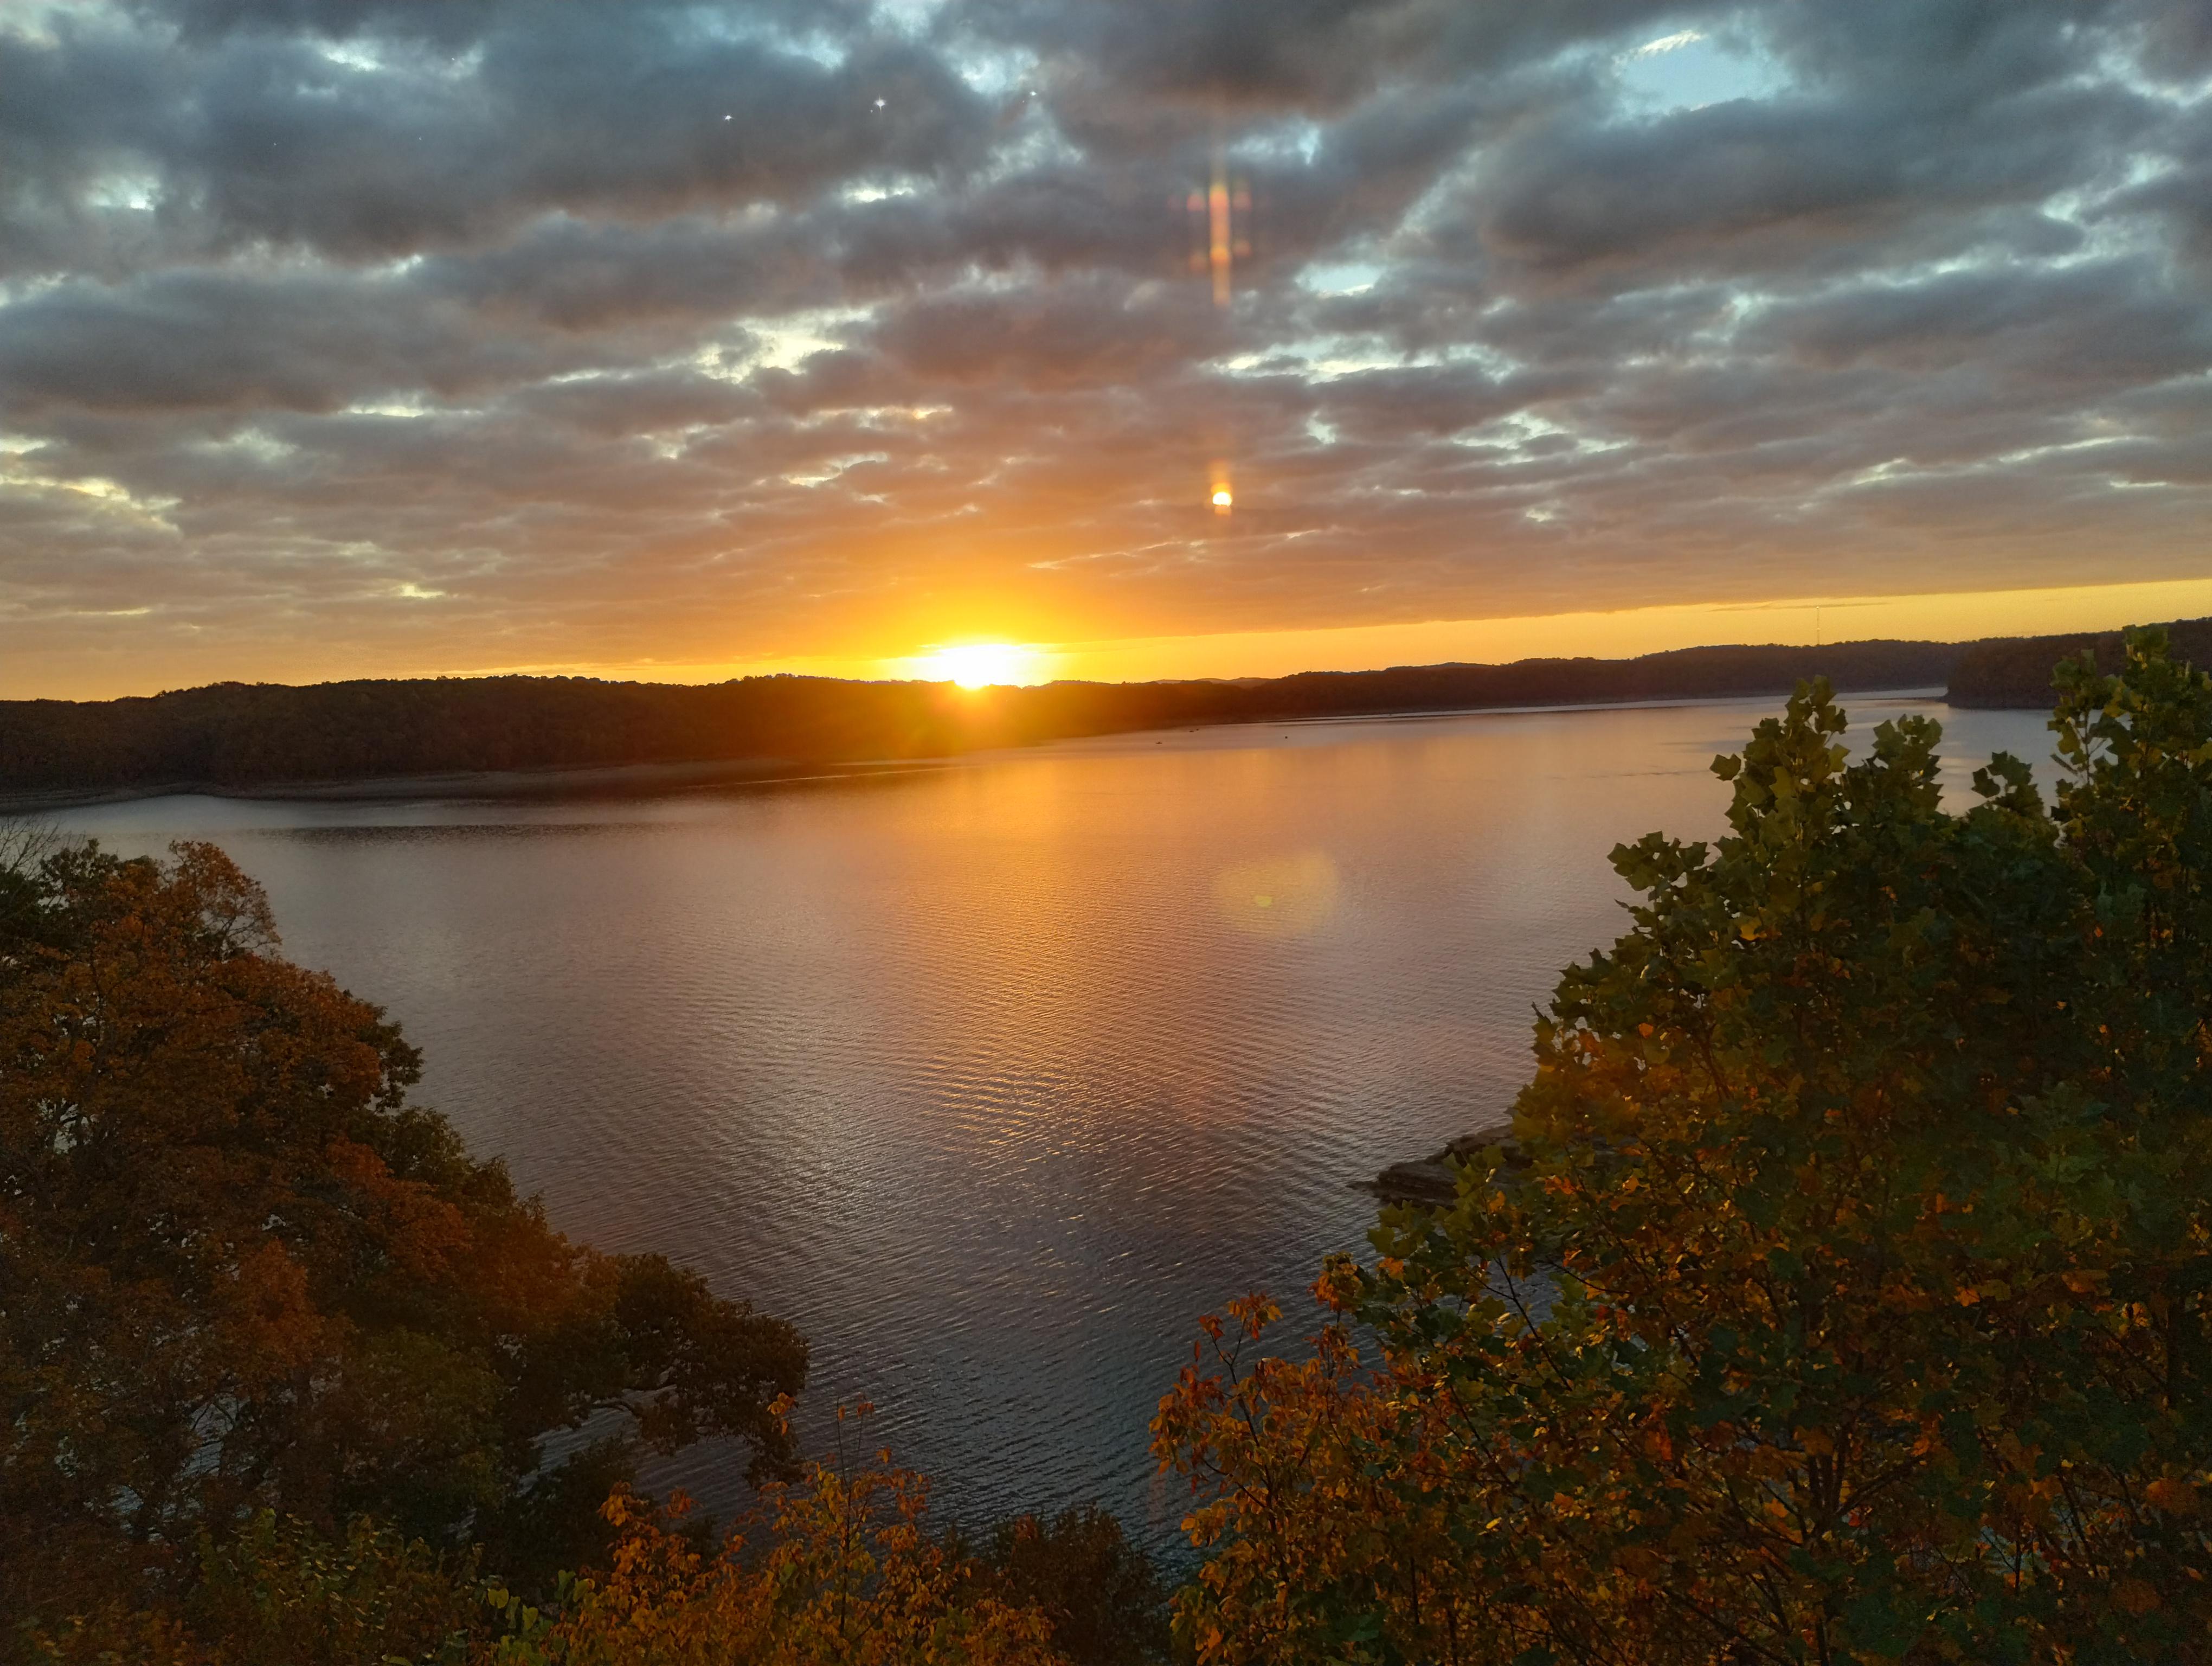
left=1181, top=140, right=1256, bottom=307
left=1212, top=851, right=1340, bottom=938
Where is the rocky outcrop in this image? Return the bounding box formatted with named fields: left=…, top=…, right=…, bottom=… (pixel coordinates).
left=1358, top=1127, right=1530, bottom=1207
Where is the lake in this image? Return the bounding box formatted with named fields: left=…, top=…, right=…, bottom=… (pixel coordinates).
left=31, top=693, right=2055, bottom=1540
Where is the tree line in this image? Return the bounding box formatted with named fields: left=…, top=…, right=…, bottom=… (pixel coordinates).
left=1948, top=614, right=2212, bottom=710
left=0, top=640, right=1966, bottom=802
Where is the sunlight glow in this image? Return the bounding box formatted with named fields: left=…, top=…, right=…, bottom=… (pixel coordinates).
left=909, top=641, right=1043, bottom=688
left=55, top=574, right=2212, bottom=706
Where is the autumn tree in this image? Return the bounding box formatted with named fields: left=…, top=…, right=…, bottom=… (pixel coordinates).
left=497, top=1408, right=1067, bottom=1666
left=23, top=1445, right=1105, bottom=1666
left=971, top=1503, right=1172, bottom=1666
left=1156, top=630, right=2212, bottom=1663
left=0, top=840, right=806, bottom=1637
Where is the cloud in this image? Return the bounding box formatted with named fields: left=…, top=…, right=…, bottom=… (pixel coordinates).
left=1628, top=31, right=1705, bottom=58
left=1, top=0, right=2208, bottom=696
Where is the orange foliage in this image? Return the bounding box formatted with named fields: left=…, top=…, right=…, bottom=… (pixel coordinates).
left=503, top=1413, right=1065, bottom=1666
left=2, top=840, right=805, bottom=1632
left=1154, top=644, right=2212, bottom=1664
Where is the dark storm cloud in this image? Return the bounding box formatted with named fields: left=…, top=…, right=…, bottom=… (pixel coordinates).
left=2, top=0, right=2209, bottom=691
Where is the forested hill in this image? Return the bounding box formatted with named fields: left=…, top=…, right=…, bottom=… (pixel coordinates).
left=1, top=638, right=1964, bottom=805
left=1947, top=616, right=2212, bottom=709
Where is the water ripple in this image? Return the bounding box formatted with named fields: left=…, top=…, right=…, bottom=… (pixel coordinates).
left=36, top=698, right=2056, bottom=1540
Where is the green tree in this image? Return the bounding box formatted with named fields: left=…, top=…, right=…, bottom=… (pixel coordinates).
left=0, top=840, right=806, bottom=1637
left=1156, top=630, right=2212, bottom=1663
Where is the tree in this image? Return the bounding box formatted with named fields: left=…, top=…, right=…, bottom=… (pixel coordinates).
left=0, top=840, right=806, bottom=1634
left=1156, top=630, right=2212, bottom=1663
left=970, top=1503, right=1171, bottom=1666
left=501, top=1409, right=1066, bottom=1666
left=15, top=1510, right=494, bottom=1666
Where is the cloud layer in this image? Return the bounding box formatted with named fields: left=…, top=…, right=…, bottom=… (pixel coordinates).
left=3, top=0, right=2208, bottom=692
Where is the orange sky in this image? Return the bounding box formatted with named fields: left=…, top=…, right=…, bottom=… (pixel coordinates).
left=8, top=575, right=2212, bottom=702
left=4, top=1, right=2209, bottom=702
left=393, top=575, right=2212, bottom=690
left=863, top=577, right=2212, bottom=685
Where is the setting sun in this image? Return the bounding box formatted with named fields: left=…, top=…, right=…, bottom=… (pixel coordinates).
left=909, top=642, right=1043, bottom=688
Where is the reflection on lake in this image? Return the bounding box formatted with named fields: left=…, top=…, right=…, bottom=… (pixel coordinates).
left=35, top=694, right=2055, bottom=1536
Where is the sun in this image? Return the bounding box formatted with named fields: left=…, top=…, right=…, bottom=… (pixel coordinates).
left=911, top=642, right=1040, bottom=689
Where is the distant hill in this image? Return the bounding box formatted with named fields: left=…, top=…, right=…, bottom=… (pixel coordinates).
left=0, top=638, right=1968, bottom=808
left=1947, top=617, right=2212, bottom=708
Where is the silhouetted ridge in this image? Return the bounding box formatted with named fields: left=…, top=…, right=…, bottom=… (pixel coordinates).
left=0, top=639, right=1965, bottom=804
left=1947, top=617, right=2212, bottom=709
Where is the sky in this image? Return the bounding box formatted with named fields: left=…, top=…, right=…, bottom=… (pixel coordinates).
left=2, top=0, right=2209, bottom=699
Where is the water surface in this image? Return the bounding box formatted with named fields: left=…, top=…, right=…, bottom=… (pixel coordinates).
left=34, top=694, right=2056, bottom=1536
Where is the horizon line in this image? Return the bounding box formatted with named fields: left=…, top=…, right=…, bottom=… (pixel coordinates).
left=10, top=573, right=2212, bottom=702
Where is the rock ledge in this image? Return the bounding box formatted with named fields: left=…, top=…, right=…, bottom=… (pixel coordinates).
left=1356, top=1127, right=1530, bottom=1207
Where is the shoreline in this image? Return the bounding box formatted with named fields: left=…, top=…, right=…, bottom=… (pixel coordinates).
left=0, top=684, right=1957, bottom=817
left=0, top=755, right=944, bottom=817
